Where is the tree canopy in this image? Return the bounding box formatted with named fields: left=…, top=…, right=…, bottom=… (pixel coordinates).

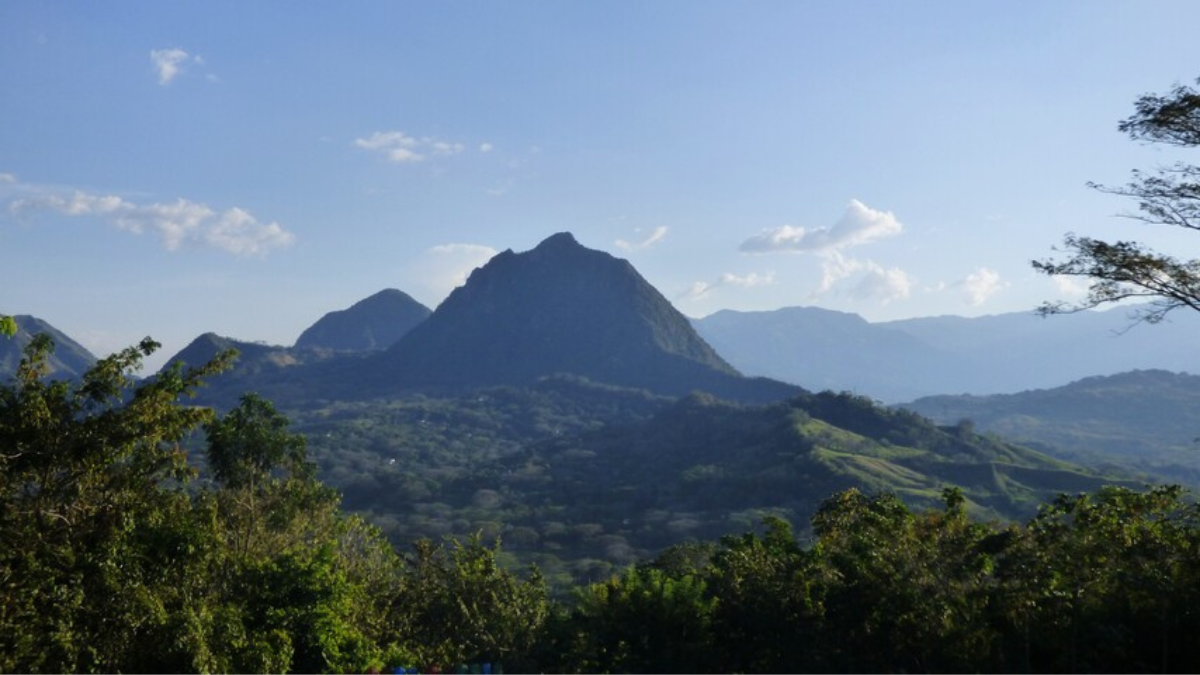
left=1035, top=77, right=1200, bottom=323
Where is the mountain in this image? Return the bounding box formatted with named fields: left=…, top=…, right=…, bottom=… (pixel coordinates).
left=0, top=315, right=97, bottom=380
left=693, top=304, right=1200, bottom=402
left=901, top=369, right=1200, bottom=486
left=158, top=332, right=358, bottom=408
left=378, top=232, right=798, bottom=403
left=294, top=289, right=431, bottom=352
left=694, top=307, right=946, bottom=402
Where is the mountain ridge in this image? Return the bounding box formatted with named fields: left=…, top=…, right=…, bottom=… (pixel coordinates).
left=0, top=314, right=98, bottom=380
left=694, top=303, right=1200, bottom=402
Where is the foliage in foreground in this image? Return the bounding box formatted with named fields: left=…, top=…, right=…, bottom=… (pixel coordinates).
left=4, top=336, right=1200, bottom=673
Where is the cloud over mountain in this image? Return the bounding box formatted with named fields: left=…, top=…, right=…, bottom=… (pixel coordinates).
left=740, top=199, right=903, bottom=254
left=957, top=267, right=1006, bottom=306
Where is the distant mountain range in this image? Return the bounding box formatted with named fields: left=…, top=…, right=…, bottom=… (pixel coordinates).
left=0, top=315, right=96, bottom=379
left=693, top=304, right=1200, bottom=402
left=902, top=369, right=1200, bottom=487
left=154, top=232, right=797, bottom=406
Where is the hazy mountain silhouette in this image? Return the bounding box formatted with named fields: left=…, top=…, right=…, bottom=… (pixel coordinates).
left=694, top=304, right=1200, bottom=402
left=0, top=315, right=97, bottom=380
left=379, top=232, right=798, bottom=402
left=294, top=289, right=430, bottom=352
left=901, top=369, right=1200, bottom=486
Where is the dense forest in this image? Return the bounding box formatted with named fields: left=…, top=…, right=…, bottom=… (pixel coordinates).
left=4, top=337, right=1200, bottom=673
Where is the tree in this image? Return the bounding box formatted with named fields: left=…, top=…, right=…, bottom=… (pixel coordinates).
left=393, top=534, right=549, bottom=671
left=0, top=335, right=235, bottom=672
left=1034, top=77, right=1200, bottom=323
left=0, top=315, right=15, bottom=338
left=205, top=392, right=313, bottom=490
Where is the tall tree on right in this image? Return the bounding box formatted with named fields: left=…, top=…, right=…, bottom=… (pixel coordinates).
left=1034, top=77, right=1200, bottom=323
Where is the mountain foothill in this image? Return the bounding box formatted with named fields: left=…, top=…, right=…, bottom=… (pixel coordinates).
left=3, top=232, right=1182, bottom=579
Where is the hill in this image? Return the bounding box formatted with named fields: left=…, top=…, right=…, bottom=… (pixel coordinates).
left=0, top=315, right=97, bottom=380
left=292, top=384, right=1138, bottom=587
left=693, top=304, right=1200, bottom=402
left=901, top=369, right=1200, bottom=486
left=294, top=288, right=431, bottom=351
left=378, top=232, right=797, bottom=403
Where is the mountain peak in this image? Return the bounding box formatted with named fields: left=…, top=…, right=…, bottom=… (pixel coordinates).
left=533, top=231, right=582, bottom=251
left=378, top=234, right=797, bottom=402
left=295, top=288, right=430, bottom=351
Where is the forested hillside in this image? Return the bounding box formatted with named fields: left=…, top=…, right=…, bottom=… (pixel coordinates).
left=3, top=336, right=1198, bottom=673
left=903, top=369, right=1200, bottom=486
left=285, top=375, right=1138, bottom=588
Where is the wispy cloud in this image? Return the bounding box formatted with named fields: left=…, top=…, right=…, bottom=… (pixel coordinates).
left=737, top=199, right=911, bottom=304
left=402, top=243, right=499, bottom=304
left=150, top=48, right=202, bottom=85
left=0, top=172, right=15, bottom=184
left=8, top=190, right=294, bottom=256
left=740, top=199, right=903, bottom=254
left=1052, top=274, right=1090, bottom=299
left=956, top=267, right=1006, bottom=306
left=678, top=270, right=775, bottom=301
left=813, top=250, right=912, bottom=304
left=354, top=131, right=466, bottom=164
left=614, top=226, right=668, bottom=252
left=426, top=243, right=498, bottom=288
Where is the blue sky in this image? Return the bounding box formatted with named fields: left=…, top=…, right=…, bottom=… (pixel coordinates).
left=3, top=1, right=1200, bottom=370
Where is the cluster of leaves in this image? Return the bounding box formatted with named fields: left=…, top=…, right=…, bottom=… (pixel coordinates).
left=541, top=485, right=1200, bottom=673
left=0, top=337, right=549, bottom=673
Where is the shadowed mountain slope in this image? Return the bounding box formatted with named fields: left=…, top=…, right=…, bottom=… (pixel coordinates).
left=295, top=289, right=431, bottom=352
left=0, top=315, right=97, bottom=380
left=378, top=232, right=798, bottom=403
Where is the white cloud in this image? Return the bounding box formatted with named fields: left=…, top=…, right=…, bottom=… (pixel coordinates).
left=678, top=270, right=775, bottom=301
left=479, top=142, right=494, bottom=153
left=1052, top=274, right=1090, bottom=298
left=0, top=173, right=15, bottom=183
left=678, top=280, right=714, bottom=301
left=736, top=200, right=911, bottom=303
left=740, top=199, right=903, bottom=254
left=354, top=131, right=467, bottom=164
left=811, top=250, right=911, bottom=304
left=8, top=190, right=293, bottom=256
left=427, top=243, right=499, bottom=286
left=957, top=267, right=1006, bottom=306
left=402, top=243, right=499, bottom=304
left=429, top=140, right=465, bottom=156
left=849, top=265, right=913, bottom=304
left=720, top=271, right=775, bottom=288
left=614, top=226, right=668, bottom=252
left=150, top=48, right=197, bottom=85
